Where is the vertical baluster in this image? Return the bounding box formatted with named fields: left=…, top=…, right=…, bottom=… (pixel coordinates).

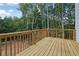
left=56, top=29, right=57, bottom=38
left=67, top=30, right=68, bottom=39
left=18, top=35, right=20, bottom=53
left=26, top=34, right=27, bottom=48
left=29, top=34, right=31, bottom=45
left=29, top=33, right=31, bottom=45
left=69, top=30, right=70, bottom=40
left=24, top=34, right=26, bottom=49
left=34, top=31, right=36, bottom=43
left=25, top=34, right=27, bottom=48
left=52, top=30, right=53, bottom=37
left=5, top=36, right=7, bottom=56
left=17, top=35, right=19, bottom=54
left=22, top=35, right=23, bottom=50
left=0, top=37, right=1, bottom=56
left=10, top=36, right=12, bottom=56
left=71, top=30, right=72, bottom=40
left=21, top=35, right=23, bottom=51
left=67, top=30, right=69, bottom=39
left=27, top=34, right=29, bottom=46
left=62, top=29, right=64, bottom=39
left=63, top=29, right=65, bottom=39
left=32, top=31, right=34, bottom=45
left=23, top=34, right=24, bottom=50
left=66, top=30, right=67, bottom=39
left=73, top=30, right=74, bottom=40
left=20, top=35, right=22, bottom=51
left=27, top=34, right=29, bottom=47
left=14, top=35, right=16, bottom=56
left=68, top=30, right=69, bottom=40
left=74, top=30, right=76, bottom=41
left=50, top=29, right=52, bottom=37
left=70, top=30, right=71, bottom=40
left=37, top=31, right=38, bottom=42
left=72, top=30, right=74, bottom=40
left=24, top=34, right=27, bottom=49
left=24, top=34, right=25, bottom=49
left=51, top=30, right=52, bottom=37
left=31, top=33, right=32, bottom=45
left=72, top=30, right=73, bottom=40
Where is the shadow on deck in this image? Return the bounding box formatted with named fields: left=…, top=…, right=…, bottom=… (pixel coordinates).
left=17, top=37, right=79, bottom=56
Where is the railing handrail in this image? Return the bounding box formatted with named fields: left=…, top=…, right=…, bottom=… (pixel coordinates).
left=49, top=28, right=75, bottom=30
left=0, top=29, right=47, bottom=37
left=0, top=28, right=75, bottom=35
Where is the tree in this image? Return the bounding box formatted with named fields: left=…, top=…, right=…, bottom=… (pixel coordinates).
left=19, top=3, right=32, bottom=30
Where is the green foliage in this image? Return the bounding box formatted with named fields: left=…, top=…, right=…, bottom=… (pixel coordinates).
left=0, top=3, right=75, bottom=33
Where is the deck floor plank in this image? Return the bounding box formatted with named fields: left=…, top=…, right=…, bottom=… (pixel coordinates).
left=66, top=40, right=75, bottom=56
left=57, top=39, right=62, bottom=56
left=68, top=40, right=79, bottom=56
left=64, top=40, right=70, bottom=56
left=48, top=39, right=56, bottom=56
left=52, top=38, right=59, bottom=56
left=43, top=39, right=54, bottom=56
left=71, top=41, right=79, bottom=55
left=17, top=37, right=79, bottom=56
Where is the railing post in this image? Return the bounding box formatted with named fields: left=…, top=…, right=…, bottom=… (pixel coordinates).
left=0, top=37, right=1, bottom=56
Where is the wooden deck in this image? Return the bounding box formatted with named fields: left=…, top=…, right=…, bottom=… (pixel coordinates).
left=17, top=37, right=79, bottom=56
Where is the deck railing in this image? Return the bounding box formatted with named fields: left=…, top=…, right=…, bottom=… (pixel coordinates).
left=0, top=29, right=48, bottom=56
left=49, top=29, right=76, bottom=40
left=0, top=29, right=75, bottom=56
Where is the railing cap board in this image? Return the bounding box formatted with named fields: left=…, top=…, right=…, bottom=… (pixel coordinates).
left=0, top=28, right=75, bottom=38
left=50, top=28, right=75, bottom=30
left=0, top=29, right=47, bottom=37
left=0, top=30, right=32, bottom=37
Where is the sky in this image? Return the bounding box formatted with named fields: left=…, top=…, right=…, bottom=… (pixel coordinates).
left=0, top=3, right=22, bottom=19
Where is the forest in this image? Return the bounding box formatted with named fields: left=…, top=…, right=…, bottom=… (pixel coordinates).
left=0, top=3, right=75, bottom=33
